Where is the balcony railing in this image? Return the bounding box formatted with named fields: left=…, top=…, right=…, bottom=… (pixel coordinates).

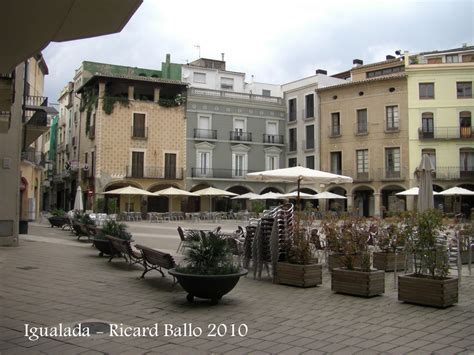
left=131, top=126, right=148, bottom=139
left=355, top=122, right=368, bottom=135
left=302, top=109, right=315, bottom=120
left=125, top=166, right=184, bottom=179
left=288, top=110, right=297, bottom=122
left=21, top=151, right=44, bottom=166
left=263, top=134, right=284, bottom=144
left=24, top=95, right=48, bottom=108
left=418, top=127, right=473, bottom=140
left=302, top=139, right=315, bottom=150
left=229, top=131, right=252, bottom=142
left=377, top=167, right=408, bottom=181
left=188, top=88, right=283, bottom=104
left=288, top=142, right=297, bottom=152
left=330, top=125, right=341, bottom=137
left=191, top=168, right=259, bottom=179
left=194, top=128, right=217, bottom=140
left=432, top=166, right=474, bottom=180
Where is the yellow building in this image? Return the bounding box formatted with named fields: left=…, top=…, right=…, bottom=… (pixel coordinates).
left=78, top=72, right=188, bottom=213
left=405, top=45, right=474, bottom=213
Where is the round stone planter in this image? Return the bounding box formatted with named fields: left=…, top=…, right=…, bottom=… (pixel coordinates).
left=168, top=269, right=248, bottom=305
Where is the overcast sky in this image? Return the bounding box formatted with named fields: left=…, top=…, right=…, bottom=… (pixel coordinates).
left=43, top=0, right=473, bottom=101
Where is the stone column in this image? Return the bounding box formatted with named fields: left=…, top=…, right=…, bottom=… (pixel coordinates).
left=374, top=192, right=381, bottom=217
left=98, top=81, right=106, bottom=97
left=346, top=193, right=353, bottom=214
left=128, top=85, right=134, bottom=100
left=154, top=88, right=160, bottom=103
left=406, top=196, right=415, bottom=211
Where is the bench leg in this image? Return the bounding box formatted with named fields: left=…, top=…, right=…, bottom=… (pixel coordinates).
left=140, top=264, right=149, bottom=278
left=177, top=241, right=182, bottom=253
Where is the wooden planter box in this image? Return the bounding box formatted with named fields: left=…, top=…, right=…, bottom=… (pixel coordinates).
left=398, top=274, right=458, bottom=308
left=331, top=268, right=385, bottom=297
left=328, top=253, right=362, bottom=271
left=276, top=262, right=322, bottom=288
left=373, top=252, right=405, bottom=271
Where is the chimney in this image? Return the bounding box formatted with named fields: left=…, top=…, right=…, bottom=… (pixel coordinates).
left=353, top=59, right=363, bottom=67
left=316, top=69, right=327, bottom=75
left=221, top=53, right=225, bottom=61
left=386, top=55, right=395, bottom=60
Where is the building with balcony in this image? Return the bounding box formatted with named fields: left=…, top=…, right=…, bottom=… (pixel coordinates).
left=282, top=70, right=346, bottom=176
left=75, top=60, right=187, bottom=213
left=405, top=45, right=474, bottom=212
left=317, top=57, right=409, bottom=216
left=183, top=57, right=287, bottom=211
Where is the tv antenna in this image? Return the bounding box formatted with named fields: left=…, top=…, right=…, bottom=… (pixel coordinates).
left=194, top=45, right=201, bottom=58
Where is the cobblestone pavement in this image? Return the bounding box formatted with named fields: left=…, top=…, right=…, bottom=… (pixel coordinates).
left=1, top=223, right=474, bottom=355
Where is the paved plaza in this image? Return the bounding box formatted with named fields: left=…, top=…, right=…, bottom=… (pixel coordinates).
left=1, top=221, right=474, bottom=355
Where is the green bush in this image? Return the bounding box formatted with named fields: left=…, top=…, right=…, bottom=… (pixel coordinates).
left=97, top=220, right=132, bottom=241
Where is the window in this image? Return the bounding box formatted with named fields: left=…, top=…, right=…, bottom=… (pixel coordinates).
left=266, top=155, right=279, bottom=170
left=196, top=115, right=214, bottom=139
left=419, top=83, right=434, bottom=99
left=262, top=89, right=271, bottom=97
left=288, top=158, right=297, bottom=167
left=232, top=118, right=246, bottom=140
left=460, top=148, right=474, bottom=178
left=288, top=98, right=297, bottom=121
left=330, top=152, right=342, bottom=175
left=305, top=94, right=314, bottom=118
left=131, top=151, right=144, bottom=178
left=386, top=106, right=399, bottom=131
left=306, top=155, right=315, bottom=170
left=305, top=125, right=314, bottom=149
left=164, top=153, right=177, bottom=179
left=288, top=128, right=297, bottom=152
left=366, top=65, right=404, bottom=78
left=132, top=113, right=146, bottom=138
left=421, top=149, right=436, bottom=169
left=446, top=54, right=459, bottom=63
left=91, top=151, right=95, bottom=176
left=331, top=112, right=341, bottom=136
left=356, top=109, right=368, bottom=134
left=193, top=72, right=206, bottom=84
left=356, top=149, right=369, bottom=180
left=421, top=112, right=434, bottom=138
left=197, top=151, right=211, bottom=177
left=457, top=82, right=472, bottom=98
left=221, top=77, right=234, bottom=90
left=232, top=153, right=247, bottom=177
left=460, top=112, right=472, bottom=138
left=385, top=148, right=400, bottom=178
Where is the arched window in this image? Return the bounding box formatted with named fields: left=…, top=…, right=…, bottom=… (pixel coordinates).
left=460, top=111, right=472, bottom=139
left=421, top=112, right=434, bottom=138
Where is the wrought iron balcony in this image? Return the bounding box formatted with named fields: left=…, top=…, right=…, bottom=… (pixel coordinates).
left=191, top=168, right=259, bottom=179
left=263, top=134, right=284, bottom=144
left=302, top=108, right=315, bottom=120
left=433, top=166, right=474, bottom=180
left=329, top=125, right=342, bottom=137
left=125, top=166, right=184, bottom=179
left=229, top=131, right=252, bottom=142
left=418, top=127, right=473, bottom=140
left=131, top=126, right=148, bottom=139
left=302, top=139, right=315, bottom=151
left=194, top=128, right=217, bottom=140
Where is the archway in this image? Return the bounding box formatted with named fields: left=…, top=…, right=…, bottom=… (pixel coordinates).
left=351, top=185, right=373, bottom=217
left=227, top=185, right=251, bottom=212
left=259, top=186, right=284, bottom=209
left=381, top=184, right=406, bottom=216
left=148, top=183, right=179, bottom=212
left=189, top=183, right=212, bottom=212
left=327, top=186, right=348, bottom=213
left=104, top=181, right=143, bottom=213
left=288, top=187, right=319, bottom=210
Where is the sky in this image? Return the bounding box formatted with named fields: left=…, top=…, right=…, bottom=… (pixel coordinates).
left=43, top=0, right=473, bottom=101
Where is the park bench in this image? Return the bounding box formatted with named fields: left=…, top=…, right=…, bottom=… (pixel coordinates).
left=135, top=244, right=176, bottom=279
left=106, top=235, right=142, bottom=265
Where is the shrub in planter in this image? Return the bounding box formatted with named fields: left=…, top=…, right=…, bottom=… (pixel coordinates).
left=374, top=219, right=406, bottom=272
left=93, top=220, right=132, bottom=256
left=169, top=231, right=247, bottom=304
left=330, top=217, right=385, bottom=297
left=399, top=209, right=458, bottom=308
left=457, top=224, right=473, bottom=264
left=276, top=212, right=322, bottom=288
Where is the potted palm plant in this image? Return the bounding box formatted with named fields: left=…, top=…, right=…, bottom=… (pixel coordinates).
left=398, top=209, right=458, bottom=308
left=93, top=220, right=132, bottom=257
left=169, top=231, right=248, bottom=305
left=373, top=219, right=406, bottom=271
left=276, top=212, right=322, bottom=287
left=331, top=217, right=385, bottom=297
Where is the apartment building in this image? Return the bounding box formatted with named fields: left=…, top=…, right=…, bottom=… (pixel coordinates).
left=317, top=57, right=409, bottom=216
left=74, top=60, right=187, bottom=213
left=405, top=45, right=474, bottom=212
left=183, top=57, right=287, bottom=211
left=282, top=70, right=346, bottom=174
